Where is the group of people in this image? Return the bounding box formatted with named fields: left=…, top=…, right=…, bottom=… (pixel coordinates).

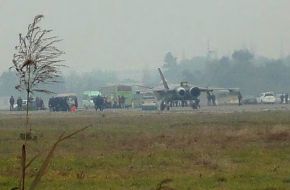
left=206, top=91, right=216, bottom=106
left=116, top=95, right=126, bottom=108
left=92, top=95, right=127, bottom=111
left=9, top=96, right=22, bottom=111
left=9, top=96, right=44, bottom=111
left=206, top=91, right=242, bottom=106
left=168, top=100, right=188, bottom=107
left=280, top=93, right=289, bottom=104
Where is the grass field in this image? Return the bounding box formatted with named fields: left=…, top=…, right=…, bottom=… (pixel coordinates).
left=1, top=110, right=290, bottom=189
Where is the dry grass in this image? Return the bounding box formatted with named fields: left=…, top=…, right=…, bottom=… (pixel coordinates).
left=1, top=110, right=290, bottom=189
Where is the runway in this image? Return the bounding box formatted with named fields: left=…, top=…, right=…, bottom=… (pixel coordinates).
left=1, top=103, right=290, bottom=117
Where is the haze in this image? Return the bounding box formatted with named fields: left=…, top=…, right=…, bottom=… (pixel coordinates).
left=0, top=0, right=290, bottom=73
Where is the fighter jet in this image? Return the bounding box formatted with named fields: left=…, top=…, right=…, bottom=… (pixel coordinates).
left=153, top=68, right=240, bottom=110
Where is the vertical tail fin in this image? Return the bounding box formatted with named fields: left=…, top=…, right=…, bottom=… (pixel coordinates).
left=158, top=68, right=169, bottom=90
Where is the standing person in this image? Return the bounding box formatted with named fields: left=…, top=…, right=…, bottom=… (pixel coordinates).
left=285, top=93, right=289, bottom=104
left=206, top=91, right=211, bottom=106
left=280, top=93, right=285, bottom=104
left=118, top=96, right=121, bottom=108
left=39, top=98, right=44, bottom=110
left=238, top=92, right=242, bottom=106
left=9, top=96, right=15, bottom=111
left=17, top=97, right=22, bottom=111
left=35, top=97, right=40, bottom=110
left=194, top=98, right=200, bottom=109
left=212, top=93, right=216, bottom=106
left=74, top=97, right=78, bottom=109
left=93, top=95, right=104, bottom=111
left=121, top=96, right=126, bottom=108
left=48, top=97, right=54, bottom=111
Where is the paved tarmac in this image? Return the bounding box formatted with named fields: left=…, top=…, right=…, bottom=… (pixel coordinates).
left=134, top=103, right=290, bottom=113
left=190, top=103, right=290, bottom=113
left=1, top=103, right=290, bottom=117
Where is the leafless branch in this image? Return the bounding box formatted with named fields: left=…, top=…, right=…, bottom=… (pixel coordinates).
left=10, top=15, right=66, bottom=190
left=11, top=14, right=65, bottom=95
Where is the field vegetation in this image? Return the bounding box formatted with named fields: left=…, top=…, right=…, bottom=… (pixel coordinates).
left=1, top=111, right=290, bottom=189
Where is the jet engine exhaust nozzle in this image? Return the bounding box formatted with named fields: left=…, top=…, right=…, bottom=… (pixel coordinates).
left=190, top=87, right=201, bottom=97
left=176, top=87, right=186, bottom=97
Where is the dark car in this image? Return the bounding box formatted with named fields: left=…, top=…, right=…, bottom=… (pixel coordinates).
left=241, top=96, right=258, bottom=105
left=49, top=93, right=78, bottom=112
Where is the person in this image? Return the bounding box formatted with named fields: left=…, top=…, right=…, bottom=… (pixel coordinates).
left=160, top=101, right=166, bottom=111
left=285, top=93, right=289, bottom=104
left=9, top=96, right=15, bottom=111
left=74, top=97, right=78, bottom=109
left=39, top=98, right=44, bottom=110
left=113, top=100, right=117, bottom=108
left=206, top=91, right=211, bottom=106
left=48, top=97, right=55, bottom=111
left=117, top=96, right=121, bottom=108
left=212, top=93, right=216, bottom=106
left=120, top=96, right=125, bottom=108
left=93, top=95, right=104, bottom=111
left=35, top=97, right=44, bottom=110
left=238, top=92, right=242, bottom=106
left=194, top=98, right=200, bottom=109
left=17, top=97, right=22, bottom=111
left=174, top=100, right=178, bottom=107
left=280, top=93, right=285, bottom=104
left=181, top=100, right=186, bottom=107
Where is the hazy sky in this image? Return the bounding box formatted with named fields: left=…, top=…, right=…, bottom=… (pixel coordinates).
left=1, top=0, right=290, bottom=73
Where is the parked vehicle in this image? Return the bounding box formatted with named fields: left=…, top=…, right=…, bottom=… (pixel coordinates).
left=141, top=94, right=158, bottom=110
left=82, top=91, right=101, bottom=110
left=241, top=96, right=258, bottom=105
left=257, top=92, right=276, bottom=104
left=14, top=99, right=38, bottom=111
left=49, top=93, right=78, bottom=112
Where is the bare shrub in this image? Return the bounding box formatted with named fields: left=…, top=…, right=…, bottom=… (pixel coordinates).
left=9, top=15, right=89, bottom=190
left=11, top=14, right=65, bottom=136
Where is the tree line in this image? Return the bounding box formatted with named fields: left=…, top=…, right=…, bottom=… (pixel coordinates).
left=162, top=50, right=290, bottom=95
left=0, top=70, right=117, bottom=97
left=1, top=49, right=290, bottom=97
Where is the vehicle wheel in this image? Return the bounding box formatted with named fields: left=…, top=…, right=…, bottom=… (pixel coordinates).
left=166, top=105, right=170, bottom=111
left=191, top=103, right=198, bottom=109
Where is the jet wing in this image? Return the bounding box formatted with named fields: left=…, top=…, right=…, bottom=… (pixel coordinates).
left=197, top=87, right=239, bottom=92
left=198, top=87, right=240, bottom=96
left=153, top=89, right=177, bottom=101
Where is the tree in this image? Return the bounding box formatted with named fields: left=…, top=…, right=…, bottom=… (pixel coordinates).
left=10, top=15, right=65, bottom=190
left=163, top=52, right=177, bottom=68
left=232, top=49, right=254, bottom=63
left=11, top=15, right=64, bottom=133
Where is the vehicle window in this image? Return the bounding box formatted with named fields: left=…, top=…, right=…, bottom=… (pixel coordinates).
left=117, top=85, right=132, bottom=91
left=265, top=93, right=274, bottom=96
left=143, top=96, right=155, bottom=100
